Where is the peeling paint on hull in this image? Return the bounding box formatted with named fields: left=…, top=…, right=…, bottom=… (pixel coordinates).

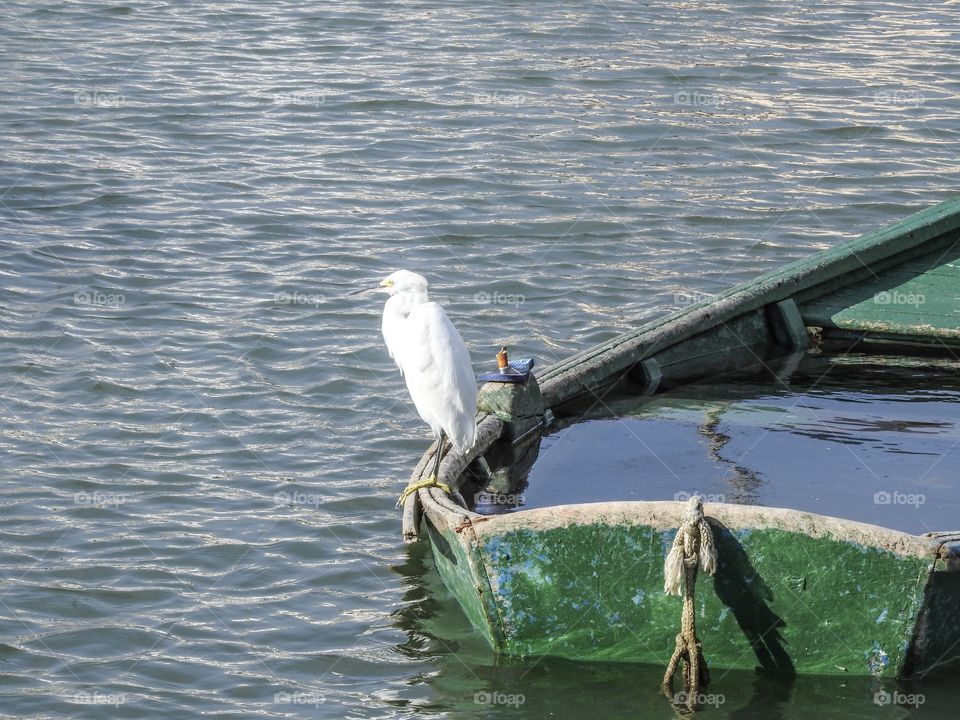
left=482, top=524, right=927, bottom=675
left=425, top=502, right=951, bottom=677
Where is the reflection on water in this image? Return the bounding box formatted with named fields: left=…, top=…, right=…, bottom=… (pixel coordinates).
left=519, top=353, right=960, bottom=534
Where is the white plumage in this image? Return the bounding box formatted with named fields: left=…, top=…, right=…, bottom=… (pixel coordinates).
left=378, top=270, right=477, bottom=455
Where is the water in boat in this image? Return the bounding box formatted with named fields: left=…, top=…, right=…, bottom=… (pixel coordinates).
left=480, top=352, right=960, bottom=536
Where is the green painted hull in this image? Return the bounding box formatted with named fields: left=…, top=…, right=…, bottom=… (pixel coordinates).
left=425, top=502, right=949, bottom=677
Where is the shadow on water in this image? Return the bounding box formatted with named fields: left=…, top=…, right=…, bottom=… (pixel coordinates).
left=709, top=518, right=796, bottom=675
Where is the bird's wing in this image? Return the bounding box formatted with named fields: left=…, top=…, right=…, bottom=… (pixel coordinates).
left=398, top=302, right=477, bottom=452
left=381, top=295, right=406, bottom=373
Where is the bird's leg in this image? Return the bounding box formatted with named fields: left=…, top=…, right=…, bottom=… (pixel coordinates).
left=429, top=431, right=445, bottom=484
left=396, top=431, right=453, bottom=508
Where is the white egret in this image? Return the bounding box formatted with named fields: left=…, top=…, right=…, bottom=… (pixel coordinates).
left=355, top=270, right=477, bottom=505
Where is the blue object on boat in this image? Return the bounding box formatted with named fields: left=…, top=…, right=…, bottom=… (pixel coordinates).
left=477, top=357, right=534, bottom=383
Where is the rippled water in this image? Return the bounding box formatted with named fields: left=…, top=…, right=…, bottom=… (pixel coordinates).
left=2, top=0, right=959, bottom=717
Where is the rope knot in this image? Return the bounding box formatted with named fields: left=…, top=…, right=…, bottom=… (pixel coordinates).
left=663, top=496, right=717, bottom=595
left=662, top=495, right=719, bottom=707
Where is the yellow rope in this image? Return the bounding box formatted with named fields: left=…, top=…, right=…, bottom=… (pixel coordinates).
left=396, top=476, right=451, bottom=508
left=662, top=495, right=718, bottom=707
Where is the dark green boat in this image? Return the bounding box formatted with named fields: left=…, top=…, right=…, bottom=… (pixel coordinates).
left=401, top=197, right=960, bottom=678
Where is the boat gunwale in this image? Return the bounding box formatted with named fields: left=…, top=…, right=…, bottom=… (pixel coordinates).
left=454, top=499, right=945, bottom=561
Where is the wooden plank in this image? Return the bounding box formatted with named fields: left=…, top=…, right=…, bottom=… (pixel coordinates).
left=932, top=532, right=960, bottom=573
left=639, top=358, right=662, bottom=394
left=887, top=252, right=960, bottom=276
left=766, top=298, right=810, bottom=350
left=801, top=241, right=960, bottom=339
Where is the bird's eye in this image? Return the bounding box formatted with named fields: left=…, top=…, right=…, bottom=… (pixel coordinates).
left=385, top=280, right=394, bottom=286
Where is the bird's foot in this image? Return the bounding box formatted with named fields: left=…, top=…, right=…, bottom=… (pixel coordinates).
left=396, top=475, right=452, bottom=509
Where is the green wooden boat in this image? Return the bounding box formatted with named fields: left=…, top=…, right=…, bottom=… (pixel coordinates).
left=401, top=197, right=960, bottom=678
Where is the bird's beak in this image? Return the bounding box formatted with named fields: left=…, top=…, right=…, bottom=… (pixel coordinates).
left=348, top=284, right=379, bottom=297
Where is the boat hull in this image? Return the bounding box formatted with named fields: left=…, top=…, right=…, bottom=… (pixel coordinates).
left=427, top=501, right=949, bottom=677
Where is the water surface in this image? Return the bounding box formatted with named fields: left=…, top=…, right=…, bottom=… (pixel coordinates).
left=2, top=0, right=959, bottom=717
